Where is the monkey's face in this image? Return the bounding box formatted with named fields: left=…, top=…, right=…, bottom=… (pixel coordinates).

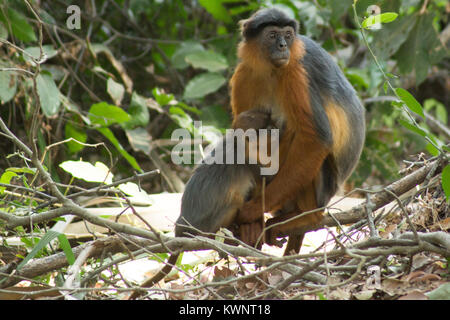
left=259, top=25, right=294, bottom=68
left=234, top=109, right=271, bottom=131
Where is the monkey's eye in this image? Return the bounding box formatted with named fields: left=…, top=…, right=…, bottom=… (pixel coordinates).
left=269, top=31, right=276, bottom=39
left=285, top=31, right=292, bottom=39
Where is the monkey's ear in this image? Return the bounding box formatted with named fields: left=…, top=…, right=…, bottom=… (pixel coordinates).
left=238, top=19, right=249, bottom=35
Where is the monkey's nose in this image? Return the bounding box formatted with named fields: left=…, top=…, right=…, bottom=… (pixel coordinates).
left=278, top=42, right=287, bottom=51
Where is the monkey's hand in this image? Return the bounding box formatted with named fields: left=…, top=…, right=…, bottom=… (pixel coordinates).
left=236, top=200, right=263, bottom=224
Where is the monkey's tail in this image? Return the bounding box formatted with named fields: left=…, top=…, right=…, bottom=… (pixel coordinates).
left=128, top=253, right=179, bottom=300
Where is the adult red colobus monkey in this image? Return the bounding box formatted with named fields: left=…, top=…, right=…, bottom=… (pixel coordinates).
left=177, top=7, right=366, bottom=253
left=229, top=8, right=365, bottom=253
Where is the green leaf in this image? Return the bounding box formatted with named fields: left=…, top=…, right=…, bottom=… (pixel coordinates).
left=229, top=3, right=259, bottom=16
left=169, top=106, right=194, bottom=131
left=296, top=2, right=323, bottom=37
left=107, top=78, right=125, bottom=106
left=177, top=102, right=202, bottom=116
left=185, top=51, right=228, bottom=72
left=152, top=88, right=175, bottom=107
left=36, top=72, right=61, bottom=117
left=383, top=81, right=388, bottom=94
left=6, top=167, right=37, bottom=175
left=426, top=282, right=450, bottom=299
left=371, top=14, right=417, bottom=60
left=380, top=12, right=398, bottom=23
left=17, top=231, right=75, bottom=270
left=97, top=127, right=142, bottom=172
left=23, top=45, right=58, bottom=65
left=362, top=12, right=398, bottom=29
left=87, top=102, right=141, bottom=171
left=424, top=99, right=447, bottom=124
left=328, top=0, right=353, bottom=24
left=198, top=0, right=232, bottom=23
left=385, top=73, right=397, bottom=79
left=345, top=68, right=369, bottom=90
left=398, top=119, right=426, bottom=137
left=57, top=234, right=75, bottom=265
left=361, top=15, right=377, bottom=29
left=183, top=72, right=226, bottom=100
left=425, top=143, right=439, bottom=157
left=0, top=8, right=37, bottom=42
left=171, top=41, right=205, bottom=70
left=18, top=230, right=60, bottom=270
left=0, top=171, right=17, bottom=193
left=395, top=88, right=425, bottom=118
left=88, top=102, right=131, bottom=127
left=442, top=165, right=450, bottom=202
left=0, top=69, right=17, bottom=103
left=0, top=22, right=7, bottom=39
left=65, top=122, right=87, bottom=153
left=59, top=160, right=114, bottom=184
left=122, top=92, right=150, bottom=129
left=118, top=182, right=151, bottom=203
left=391, top=101, right=403, bottom=108
left=396, top=13, right=446, bottom=85
left=125, top=127, right=152, bottom=155
left=200, top=104, right=230, bottom=130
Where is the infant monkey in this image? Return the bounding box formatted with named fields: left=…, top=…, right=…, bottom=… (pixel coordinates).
left=176, top=108, right=282, bottom=239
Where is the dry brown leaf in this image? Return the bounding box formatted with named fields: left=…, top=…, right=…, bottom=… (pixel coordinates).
left=267, top=274, right=283, bottom=286
left=411, top=253, right=433, bottom=270
left=410, top=273, right=441, bottom=283
left=353, top=289, right=376, bottom=300
left=245, top=282, right=256, bottom=290
left=432, top=217, right=450, bottom=230
left=403, top=270, right=441, bottom=283
left=398, top=291, right=428, bottom=300
left=213, top=266, right=235, bottom=281
left=403, top=271, right=426, bottom=282
left=382, top=278, right=408, bottom=295
left=329, top=287, right=351, bottom=300
left=434, top=261, right=447, bottom=269
left=380, top=224, right=397, bottom=238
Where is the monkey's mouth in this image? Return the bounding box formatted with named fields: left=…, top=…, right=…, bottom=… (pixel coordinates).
left=272, top=58, right=289, bottom=67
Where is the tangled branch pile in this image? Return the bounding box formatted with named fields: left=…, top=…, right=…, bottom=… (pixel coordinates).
left=0, top=118, right=448, bottom=299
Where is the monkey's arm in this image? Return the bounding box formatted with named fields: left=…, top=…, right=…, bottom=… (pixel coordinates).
left=236, top=129, right=330, bottom=224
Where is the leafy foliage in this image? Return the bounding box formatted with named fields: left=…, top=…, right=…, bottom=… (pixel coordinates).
left=0, top=0, right=447, bottom=189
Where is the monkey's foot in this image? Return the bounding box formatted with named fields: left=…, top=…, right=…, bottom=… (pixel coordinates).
left=265, top=211, right=323, bottom=246
left=238, top=220, right=264, bottom=249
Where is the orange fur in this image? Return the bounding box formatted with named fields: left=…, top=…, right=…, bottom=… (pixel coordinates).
left=325, top=101, right=350, bottom=156
left=265, top=180, right=323, bottom=244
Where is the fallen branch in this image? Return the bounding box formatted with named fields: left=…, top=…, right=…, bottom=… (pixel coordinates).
left=318, top=157, right=446, bottom=230
left=62, top=244, right=96, bottom=300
